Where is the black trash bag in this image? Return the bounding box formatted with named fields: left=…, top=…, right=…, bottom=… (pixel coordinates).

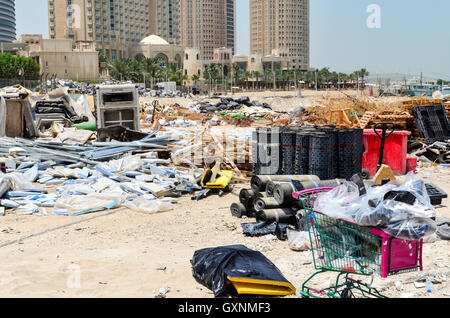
left=191, top=245, right=293, bottom=297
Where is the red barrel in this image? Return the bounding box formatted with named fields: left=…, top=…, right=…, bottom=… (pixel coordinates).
left=362, top=129, right=411, bottom=177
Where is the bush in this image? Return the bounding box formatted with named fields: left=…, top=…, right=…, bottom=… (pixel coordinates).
left=0, top=53, right=40, bottom=80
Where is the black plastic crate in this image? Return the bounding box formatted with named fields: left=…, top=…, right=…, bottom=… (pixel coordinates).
left=425, top=183, right=448, bottom=206
left=412, top=105, right=450, bottom=143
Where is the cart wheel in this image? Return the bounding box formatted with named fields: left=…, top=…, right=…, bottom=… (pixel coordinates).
left=360, top=169, right=370, bottom=180
left=340, top=288, right=354, bottom=298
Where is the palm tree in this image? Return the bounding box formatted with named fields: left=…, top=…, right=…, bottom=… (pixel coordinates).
left=359, top=68, right=370, bottom=88
left=191, top=74, right=200, bottom=87
left=143, top=57, right=161, bottom=88
left=107, top=59, right=130, bottom=81
left=232, top=64, right=242, bottom=87
left=253, top=71, right=262, bottom=90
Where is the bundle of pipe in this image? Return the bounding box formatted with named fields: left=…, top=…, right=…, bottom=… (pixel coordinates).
left=265, top=180, right=289, bottom=197
left=257, top=208, right=298, bottom=226
left=233, top=189, right=264, bottom=218
left=273, top=179, right=346, bottom=205
left=253, top=197, right=289, bottom=213
left=239, top=189, right=261, bottom=208
left=250, top=175, right=320, bottom=192
left=230, top=203, right=249, bottom=218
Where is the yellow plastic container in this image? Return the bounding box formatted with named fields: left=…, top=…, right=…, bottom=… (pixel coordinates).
left=227, top=276, right=296, bottom=296
left=200, top=169, right=234, bottom=189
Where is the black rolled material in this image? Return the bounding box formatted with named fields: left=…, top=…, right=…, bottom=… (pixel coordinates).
left=257, top=209, right=298, bottom=226
left=254, top=197, right=285, bottom=212
left=251, top=175, right=320, bottom=192
left=265, top=181, right=289, bottom=197
left=273, top=183, right=300, bottom=205
left=239, top=188, right=257, bottom=207
left=273, top=179, right=345, bottom=205
left=230, top=203, right=248, bottom=218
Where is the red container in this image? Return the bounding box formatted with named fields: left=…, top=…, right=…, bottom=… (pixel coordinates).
left=406, top=157, right=418, bottom=173
left=362, top=129, right=411, bottom=177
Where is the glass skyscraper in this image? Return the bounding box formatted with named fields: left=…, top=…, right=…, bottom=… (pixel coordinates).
left=0, top=0, right=16, bottom=43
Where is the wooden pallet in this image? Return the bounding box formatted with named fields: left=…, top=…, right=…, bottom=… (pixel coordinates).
left=403, top=99, right=443, bottom=107
left=355, top=111, right=375, bottom=129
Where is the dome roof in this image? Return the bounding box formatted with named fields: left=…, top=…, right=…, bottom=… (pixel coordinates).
left=140, top=35, right=170, bottom=46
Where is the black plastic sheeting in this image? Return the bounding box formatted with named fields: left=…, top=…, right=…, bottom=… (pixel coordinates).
left=191, top=245, right=292, bottom=297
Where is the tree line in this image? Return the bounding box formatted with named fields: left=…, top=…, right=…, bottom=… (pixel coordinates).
left=104, top=52, right=370, bottom=90
left=0, top=53, right=40, bottom=80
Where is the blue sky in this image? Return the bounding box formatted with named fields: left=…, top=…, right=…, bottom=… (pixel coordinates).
left=15, top=0, right=450, bottom=79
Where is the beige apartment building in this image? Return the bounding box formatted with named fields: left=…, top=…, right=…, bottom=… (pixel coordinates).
left=149, top=0, right=180, bottom=44
left=48, top=0, right=181, bottom=60
left=250, top=0, right=310, bottom=70
left=180, top=0, right=235, bottom=61
left=18, top=35, right=99, bottom=80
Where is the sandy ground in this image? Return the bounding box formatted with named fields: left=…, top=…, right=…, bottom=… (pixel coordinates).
left=140, top=89, right=366, bottom=113
left=0, top=90, right=449, bottom=299
left=0, top=166, right=449, bottom=299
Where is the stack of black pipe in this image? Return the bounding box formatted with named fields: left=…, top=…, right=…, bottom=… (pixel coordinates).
left=231, top=175, right=346, bottom=227
left=252, top=127, right=283, bottom=175
left=252, top=125, right=364, bottom=180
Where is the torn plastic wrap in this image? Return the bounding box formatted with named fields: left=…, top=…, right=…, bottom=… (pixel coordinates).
left=313, top=181, right=360, bottom=222
left=191, top=245, right=296, bottom=297
left=54, top=192, right=124, bottom=215
left=124, top=196, right=174, bottom=214
left=312, top=175, right=437, bottom=240
left=7, top=172, right=34, bottom=191
left=354, top=176, right=436, bottom=240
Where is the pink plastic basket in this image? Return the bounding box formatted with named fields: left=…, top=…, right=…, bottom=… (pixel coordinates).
left=293, top=187, right=423, bottom=278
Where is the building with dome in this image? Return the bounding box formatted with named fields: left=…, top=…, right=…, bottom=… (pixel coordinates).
left=129, top=34, right=184, bottom=69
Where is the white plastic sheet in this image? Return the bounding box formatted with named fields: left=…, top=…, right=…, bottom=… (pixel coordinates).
left=55, top=192, right=124, bottom=214
left=124, top=197, right=174, bottom=214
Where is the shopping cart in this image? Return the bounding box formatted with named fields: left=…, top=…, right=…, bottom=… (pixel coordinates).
left=292, top=188, right=423, bottom=298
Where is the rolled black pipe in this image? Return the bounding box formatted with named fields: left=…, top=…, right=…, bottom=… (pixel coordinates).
left=253, top=197, right=286, bottom=212
left=257, top=209, right=298, bottom=226
left=273, top=183, right=299, bottom=205
left=239, top=189, right=258, bottom=206
left=273, top=179, right=345, bottom=205
left=250, top=175, right=320, bottom=192
left=265, top=181, right=289, bottom=197
left=230, top=202, right=248, bottom=218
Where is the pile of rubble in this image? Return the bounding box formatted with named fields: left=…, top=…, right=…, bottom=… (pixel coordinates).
left=0, top=130, right=207, bottom=217
left=189, top=96, right=273, bottom=114
left=409, top=140, right=450, bottom=166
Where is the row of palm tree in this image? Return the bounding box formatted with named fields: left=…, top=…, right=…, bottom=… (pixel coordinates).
left=226, top=66, right=371, bottom=90
left=104, top=53, right=370, bottom=91
left=105, top=54, right=188, bottom=87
